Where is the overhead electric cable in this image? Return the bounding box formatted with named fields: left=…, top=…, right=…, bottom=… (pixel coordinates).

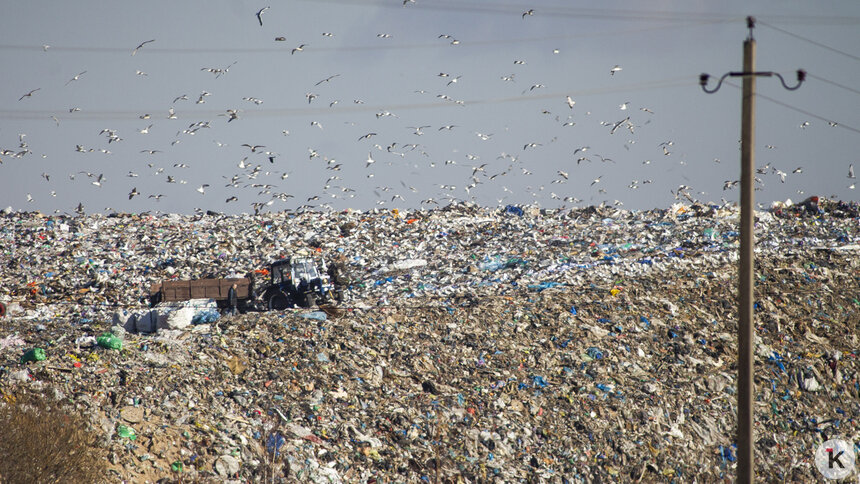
left=727, top=80, right=860, bottom=135
left=806, top=73, right=860, bottom=97
left=0, top=76, right=695, bottom=122
left=758, top=20, right=860, bottom=62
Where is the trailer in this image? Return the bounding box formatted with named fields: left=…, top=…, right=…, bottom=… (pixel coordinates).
left=149, top=277, right=253, bottom=310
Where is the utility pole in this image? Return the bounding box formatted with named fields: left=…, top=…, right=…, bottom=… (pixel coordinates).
left=700, top=17, right=804, bottom=483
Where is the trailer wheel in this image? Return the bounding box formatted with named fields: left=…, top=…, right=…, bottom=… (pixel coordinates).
left=268, top=292, right=291, bottom=311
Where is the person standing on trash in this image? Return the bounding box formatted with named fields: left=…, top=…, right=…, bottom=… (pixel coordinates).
left=228, top=283, right=239, bottom=316
left=245, top=271, right=257, bottom=301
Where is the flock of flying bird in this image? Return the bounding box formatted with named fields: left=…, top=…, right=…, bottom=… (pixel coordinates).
left=5, top=5, right=857, bottom=215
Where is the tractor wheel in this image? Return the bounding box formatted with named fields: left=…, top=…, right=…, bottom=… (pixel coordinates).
left=268, top=292, right=291, bottom=311
left=305, top=293, right=317, bottom=308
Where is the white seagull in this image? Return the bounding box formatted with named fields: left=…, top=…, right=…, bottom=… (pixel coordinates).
left=18, top=88, right=40, bottom=101
left=65, top=71, right=87, bottom=86
left=256, top=6, right=270, bottom=26
left=408, top=126, right=430, bottom=136
left=132, top=39, right=155, bottom=56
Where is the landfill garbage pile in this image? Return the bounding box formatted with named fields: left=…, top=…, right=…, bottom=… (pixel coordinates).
left=0, top=199, right=858, bottom=483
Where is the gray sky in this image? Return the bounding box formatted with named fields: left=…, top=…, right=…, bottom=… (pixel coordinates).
left=2, top=0, right=858, bottom=215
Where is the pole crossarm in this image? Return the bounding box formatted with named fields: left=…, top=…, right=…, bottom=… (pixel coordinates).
left=700, top=69, right=805, bottom=93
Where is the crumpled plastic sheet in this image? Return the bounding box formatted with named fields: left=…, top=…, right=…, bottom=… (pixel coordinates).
left=0, top=199, right=858, bottom=482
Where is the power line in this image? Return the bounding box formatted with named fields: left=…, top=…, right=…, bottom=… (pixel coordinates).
left=806, top=72, right=860, bottom=97
left=304, top=0, right=860, bottom=25
left=0, top=76, right=695, bottom=122
left=726, top=80, right=860, bottom=135
left=307, top=0, right=745, bottom=22
left=0, top=20, right=730, bottom=56
left=758, top=20, right=860, bottom=62
left=753, top=15, right=860, bottom=26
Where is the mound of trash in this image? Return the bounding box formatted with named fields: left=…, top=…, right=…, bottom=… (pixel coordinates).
left=1, top=200, right=858, bottom=482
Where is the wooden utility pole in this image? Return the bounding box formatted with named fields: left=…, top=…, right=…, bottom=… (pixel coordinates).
left=737, top=35, right=756, bottom=483
left=700, top=17, right=804, bottom=484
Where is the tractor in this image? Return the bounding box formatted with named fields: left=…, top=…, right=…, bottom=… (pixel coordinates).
left=261, top=256, right=342, bottom=310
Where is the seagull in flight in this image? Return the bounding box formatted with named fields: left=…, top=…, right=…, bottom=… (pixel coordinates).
left=408, top=126, right=430, bottom=136
left=65, top=71, right=87, bottom=86
left=291, top=44, right=307, bottom=55
left=256, top=6, right=270, bottom=26
left=849, top=163, right=855, bottom=179
left=132, top=39, right=155, bottom=56
left=241, top=144, right=265, bottom=152
left=18, top=88, right=40, bottom=101
left=315, top=74, right=341, bottom=86
left=222, top=109, right=239, bottom=122
left=610, top=65, right=622, bottom=75
left=128, top=187, right=140, bottom=200
left=523, top=84, right=545, bottom=94
left=366, top=152, right=375, bottom=168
